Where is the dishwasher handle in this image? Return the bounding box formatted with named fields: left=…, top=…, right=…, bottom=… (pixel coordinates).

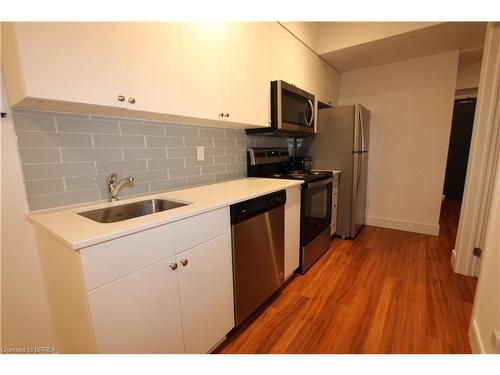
left=231, top=190, right=286, bottom=225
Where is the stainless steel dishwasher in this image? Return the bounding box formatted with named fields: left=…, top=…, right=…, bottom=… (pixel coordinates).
left=230, top=190, right=286, bottom=326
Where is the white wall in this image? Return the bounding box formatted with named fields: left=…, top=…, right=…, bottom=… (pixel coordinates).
left=456, top=62, right=482, bottom=91
left=339, top=50, right=459, bottom=235
left=1, top=73, right=55, bottom=349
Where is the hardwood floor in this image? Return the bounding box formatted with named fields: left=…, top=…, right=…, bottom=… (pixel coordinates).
left=216, top=198, right=476, bottom=354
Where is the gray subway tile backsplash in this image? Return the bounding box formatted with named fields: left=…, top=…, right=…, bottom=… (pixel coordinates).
left=123, top=148, right=166, bottom=160
left=13, top=110, right=289, bottom=210
left=19, top=148, right=61, bottom=164
left=150, top=178, right=187, bottom=192
left=61, top=148, right=123, bottom=162
left=23, top=162, right=96, bottom=180
left=95, top=160, right=148, bottom=174
left=147, top=158, right=185, bottom=170
left=120, top=121, right=164, bottom=136
left=168, top=166, right=201, bottom=178
left=17, top=131, right=93, bottom=148
left=56, top=117, right=120, bottom=134
left=25, top=179, right=65, bottom=196
left=28, top=189, right=100, bottom=211
left=93, top=134, right=145, bottom=147
left=12, top=112, right=56, bottom=132
left=145, top=136, right=184, bottom=148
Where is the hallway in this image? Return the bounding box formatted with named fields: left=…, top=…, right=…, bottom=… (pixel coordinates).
left=217, top=199, right=476, bottom=353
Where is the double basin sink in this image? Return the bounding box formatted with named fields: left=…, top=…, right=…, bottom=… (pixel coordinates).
left=78, top=199, right=190, bottom=223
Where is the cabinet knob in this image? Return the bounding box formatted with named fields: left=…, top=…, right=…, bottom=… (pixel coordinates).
left=180, top=259, right=188, bottom=266
left=225, top=113, right=229, bottom=117
left=117, top=95, right=125, bottom=102
left=169, top=262, right=178, bottom=270
left=128, top=97, right=136, bottom=104
left=219, top=113, right=224, bottom=117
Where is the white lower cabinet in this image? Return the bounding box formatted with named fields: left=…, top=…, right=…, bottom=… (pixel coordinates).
left=37, top=207, right=235, bottom=353
left=177, top=233, right=234, bottom=353
left=284, top=186, right=301, bottom=279
left=88, top=256, right=184, bottom=354
left=88, top=233, right=234, bottom=354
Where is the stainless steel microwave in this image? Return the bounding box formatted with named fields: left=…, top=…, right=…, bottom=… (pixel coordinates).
left=246, top=80, right=315, bottom=137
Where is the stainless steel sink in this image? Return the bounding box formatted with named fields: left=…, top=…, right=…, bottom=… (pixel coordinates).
left=78, top=199, right=190, bottom=223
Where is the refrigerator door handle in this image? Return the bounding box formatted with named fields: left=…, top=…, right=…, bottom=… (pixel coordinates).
left=360, top=108, right=366, bottom=152
left=356, top=152, right=363, bottom=193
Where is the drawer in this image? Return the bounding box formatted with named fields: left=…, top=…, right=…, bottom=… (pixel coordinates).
left=173, top=207, right=230, bottom=254
left=80, top=224, right=174, bottom=291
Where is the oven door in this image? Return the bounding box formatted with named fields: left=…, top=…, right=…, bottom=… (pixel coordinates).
left=274, top=80, right=315, bottom=134
left=301, top=178, right=333, bottom=245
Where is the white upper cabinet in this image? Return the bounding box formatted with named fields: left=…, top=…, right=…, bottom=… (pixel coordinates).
left=269, top=23, right=338, bottom=106
left=119, top=23, right=185, bottom=116
left=14, top=22, right=127, bottom=108
left=270, top=23, right=309, bottom=90
left=220, top=23, right=271, bottom=127
left=6, top=22, right=338, bottom=128
left=180, top=23, right=223, bottom=121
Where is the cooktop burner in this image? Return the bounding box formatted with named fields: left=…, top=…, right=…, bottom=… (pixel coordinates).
left=247, top=147, right=333, bottom=183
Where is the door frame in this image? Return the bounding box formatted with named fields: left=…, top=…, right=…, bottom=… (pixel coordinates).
left=452, top=22, right=500, bottom=276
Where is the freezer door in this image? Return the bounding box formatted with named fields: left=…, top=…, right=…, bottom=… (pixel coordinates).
left=351, top=151, right=368, bottom=237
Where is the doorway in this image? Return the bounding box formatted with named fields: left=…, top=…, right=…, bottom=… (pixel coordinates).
left=441, top=97, right=477, bottom=246
left=443, top=97, right=477, bottom=200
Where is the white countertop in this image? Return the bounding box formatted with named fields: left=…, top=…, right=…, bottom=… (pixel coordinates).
left=27, top=177, right=303, bottom=250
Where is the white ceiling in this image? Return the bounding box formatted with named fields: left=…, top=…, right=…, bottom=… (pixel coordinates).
left=283, top=22, right=486, bottom=72
left=321, top=22, right=486, bottom=72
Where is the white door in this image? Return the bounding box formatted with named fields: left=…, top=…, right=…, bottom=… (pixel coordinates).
left=119, top=23, right=185, bottom=115
left=87, top=256, right=184, bottom=353
left=177, top=234, right=234, bottom=353
left=180, top=23, right=223, bottom=121
left=14, top=22, right=127, bottom=108
left=220, top=23, right=271, bottom=127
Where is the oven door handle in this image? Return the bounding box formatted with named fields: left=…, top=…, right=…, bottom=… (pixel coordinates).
left=306, top=177, right=333, bottom=189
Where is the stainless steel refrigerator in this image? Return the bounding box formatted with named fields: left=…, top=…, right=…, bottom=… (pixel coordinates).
left=305, top=104, right=370, bottom=238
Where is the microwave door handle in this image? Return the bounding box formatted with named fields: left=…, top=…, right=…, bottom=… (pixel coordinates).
left=305, top=99, right=314, bottom=127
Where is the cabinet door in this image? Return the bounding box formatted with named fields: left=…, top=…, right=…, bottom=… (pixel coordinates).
left=285, top=186, right=301, bottom=278
left=180, top=23, right=223, bottom=121
left=220, top=23, right=271, bottom=127
left=14, top=22, right=127, bottom=108
left=270, top=23, right=309, bottom=89
left=177, top=233, right=234, bottom=353
left=119, top=23, right=184, bottom=115
left=88, top=256, right=184, bottom=353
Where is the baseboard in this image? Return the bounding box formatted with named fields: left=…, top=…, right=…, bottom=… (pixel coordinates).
left=469, top=320, right=484, bottom=354
left=365, top=216, right=440, bottom=236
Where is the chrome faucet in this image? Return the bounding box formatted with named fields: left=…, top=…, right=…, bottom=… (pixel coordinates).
left=107, top=172, right=135, bottom=202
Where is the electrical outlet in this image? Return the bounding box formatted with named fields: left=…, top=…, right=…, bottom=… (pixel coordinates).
left=196, top=146, right=205, bottom=161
